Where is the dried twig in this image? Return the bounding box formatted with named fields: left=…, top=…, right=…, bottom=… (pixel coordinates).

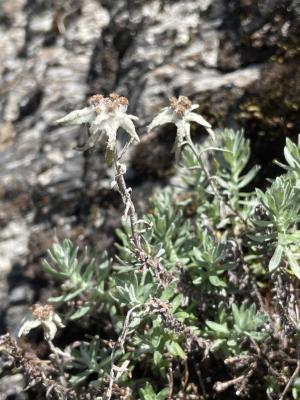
left=279, top=361, right=300, bottom=400
left=214, top=374, right=246, bottom=393
left=0, top=334, right=75, bottom=399
left=214, top=360, right=256, bottom=396
left=105, top=304, right=142, bottom=400
left=147, top=298, right=210, bottom=353
left=167, top=364, right=174, bottom=400
left=279, top=337, right=300, bottom=400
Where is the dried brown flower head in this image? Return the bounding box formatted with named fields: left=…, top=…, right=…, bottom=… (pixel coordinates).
left=169, top=96, right=192, bottom=116
left=32, top=304, right=54, bottom=320
left=89, top=93, right=129, bottom=114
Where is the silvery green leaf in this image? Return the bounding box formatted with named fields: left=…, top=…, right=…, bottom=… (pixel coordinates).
left=176, top=119, right=190, bottom=145
left=284, top=138, right=300, bottom=169
left=42, top=259, right=69, bottom=279
left=80, top=128, right=102, bottom=151
left=268, top=244, right=283, bottom=272
left=119, top=114, right=140, bottom=142
left=284, top=144, right=297, bottom=169
left=285, top=247, right=300, bottom=279
left=128, top=316, right=142, bottom=330
left=285, top=232, right=300, bottom=242
left=252, top=220, right=273, bottom=228
left=214, top=176, right=230, bottom=189
left=166, top=341, right=187, bottom=359
left=52, top=312, right=65, bottom=328
left=93, top=111, right=111, bottom=126
left=209, top=275, right=227, bottom=287
left=231, top=303, right=241, bottom=327
left=156, top=247, right=165, bottom=258
left=49, top=295, right=66, bottom=303
left=175, top=311, right=190, bottom=321
left=69, top=370, right=91, bottom=386
left=161, top=282, right=177, bottom=301
left=193, top=247, right=204, bottom=262
left=185, top=111, right=211, bottom=128
left=106, top=127, right=117, bottom=151
left=148, top=108, right=174, bottom=132
left=111, top=179, right=117, bottom=189
left=206, top=320, right=229, bottom=335
left=102, top=118, right=118, bottom=151
left=247, top=233, right=272, bottom=243
left=238, top=165, right=261, bottom=189
left=128, top=114, right=139, bottom=121
left=56, top=107, right=95, bottom=125
left=171, top=294, right=183, bottom=312
left=18, top=319, right=41, bottom=337
left=227, top=339, right=238, bottom=346
left=43, top=320, right=58, bottom=340
left=62, top=288, right=85, bottom=302
left=153, top=350, right=162, bottom=366
left=70, top=305, right=90, bottom=320
left=206, top=127, right=216, bottom=141
left=211, top=338, right=225, bottom=351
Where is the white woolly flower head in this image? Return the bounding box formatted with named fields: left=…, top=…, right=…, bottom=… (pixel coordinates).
left=56, top=93, right=139, bottom=163
left=18, top=304, right=64, bottom=341
left=148, top=96, right=214, bottom=160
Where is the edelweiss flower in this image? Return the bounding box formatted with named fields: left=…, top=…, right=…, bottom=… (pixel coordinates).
left=56, top=93, right=139, bottom=161
left=18, top=304, right=64, bottom=341
left=148, top=96, right=214, bottom=158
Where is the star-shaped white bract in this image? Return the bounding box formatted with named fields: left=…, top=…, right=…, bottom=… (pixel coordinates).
left=56, top=93, right=139, bottom=156
left=148, top=96, right=214, bottom=158
left=18, top=304, right=64, bottom=341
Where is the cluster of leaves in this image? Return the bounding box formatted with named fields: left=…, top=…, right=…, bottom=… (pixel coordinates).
left=248, top=136, right=300, bottom=280
left=21, top=128, right=300, bottom=399
left=205, top=303, right=267, bottom=357
left=42, top=240, right=110, bottom=320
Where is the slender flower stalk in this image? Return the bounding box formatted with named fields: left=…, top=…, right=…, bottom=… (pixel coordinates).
left=113, top=159, right=141, bottom=250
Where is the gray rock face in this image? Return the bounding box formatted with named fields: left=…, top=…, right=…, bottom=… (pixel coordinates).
left=0, top=0, right=110, bottom=277
left=0, top=373, right=26, bottom=399
left=89, top=0, right=260, bottom=122
left=0, top=0, right=299, bottom=335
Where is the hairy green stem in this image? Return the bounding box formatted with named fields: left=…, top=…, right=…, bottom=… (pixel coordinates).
left=114, top=159, right=141, bottom=251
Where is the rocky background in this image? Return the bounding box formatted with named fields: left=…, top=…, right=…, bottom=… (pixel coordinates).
left=0, top=0, right=300, bottom=397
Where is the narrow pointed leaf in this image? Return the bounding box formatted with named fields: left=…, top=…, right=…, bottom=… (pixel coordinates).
left=186, top=112, right=211, bottom=128
left=285, top=247, right=300, bottom=279
left=238, top=165, right=261, bottom=188
left=70, top=305, right=91, bottom=320
left=268, top=244, right=283, bottom=272
left=56, top=108, right=95, bottom=125
left=206, top=320, right=229, bottom=335
left=120, top=115, right=140, bottom=142
left=148, top=109, right=173, bottom=132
